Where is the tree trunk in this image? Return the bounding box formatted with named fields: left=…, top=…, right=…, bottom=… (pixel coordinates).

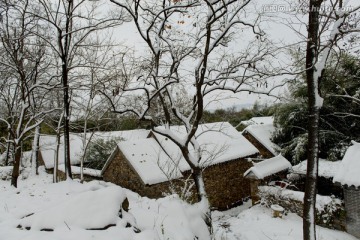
left=192, top=167, right=212, bottom=235
left=54, top=131, right=61, bottom=183
left=5, top=141, right=11, bottom=166
left=31, top=124, right=41, bottom=176
left=62, top=61, right=72, bottom=180
left=11, top=144, right=22, bottom=188
left=5, top=132, right=12, bottom=166
left=303, top=1, right=322, bottom=239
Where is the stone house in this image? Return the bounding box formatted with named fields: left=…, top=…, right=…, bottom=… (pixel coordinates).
left=333, top=141, right=360, bottom=238
left=102, top=122, right=260, bottom=210
left=241, top=117, right=278, bottom=158
left=38, top=129, right=149, bottom=173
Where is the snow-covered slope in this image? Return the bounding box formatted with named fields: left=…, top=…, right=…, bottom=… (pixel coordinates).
left=0, top=168, right=357, bottom=240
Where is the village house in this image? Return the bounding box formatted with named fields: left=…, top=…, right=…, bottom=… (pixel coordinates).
left=333, top=141, right=360, bottom=238
left=240, top=116, right=279, bottom=158
left=102, top=122, right=260, bottom=210
left=37, top=129, right=149, bottom=179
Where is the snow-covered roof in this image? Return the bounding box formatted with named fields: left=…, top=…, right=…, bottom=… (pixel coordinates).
left=110, top=122, right=259, bottom=185
left=39, top=134, right=83, bottom=169
left=242, top=123, right=278, bottom=155
left=154, top=122, right=259, bottom=167
left=39, top=129, right=149, bottom=169
left=118, top=138, right=183, bottom=185
left=91, top=129, right=149, bottom=142
left=244, top=154, right=291, bottom=179
left=238, top=116, right=274, bottom=127
left=57, top=164, right=102, bottom=177
left=333, top=141, right=360, bottom=188
left=292, top=159, right=341, bottom=179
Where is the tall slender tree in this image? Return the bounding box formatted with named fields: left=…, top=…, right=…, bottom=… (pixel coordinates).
left=0, top=0, right=55, bottom=187
left=303, top=1, right=360, bottom=239
left=32, top=0, right=126, bottom=179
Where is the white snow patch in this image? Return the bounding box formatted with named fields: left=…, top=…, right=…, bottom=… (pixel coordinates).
left=213, top=204, right=358, bottom=240
left=20, top=186, right=126, bottom=230
left=0, top=168, right=355, bottom=240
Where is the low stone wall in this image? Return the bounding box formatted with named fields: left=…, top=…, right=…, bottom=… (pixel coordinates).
left=57, top=169, right=102, bottom=182
left=259, top=186, right=346, bottom=231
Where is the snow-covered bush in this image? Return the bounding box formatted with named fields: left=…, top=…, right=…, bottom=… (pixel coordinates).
left=0, top=166, right=13, bottom=180
left=259, top=186, right=345, bottom=230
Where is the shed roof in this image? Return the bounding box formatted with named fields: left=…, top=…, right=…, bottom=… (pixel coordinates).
left=333, top=141, right=360, bottom=188
left=244, top=154, right=291, bottom=179
left=243, top=123, right=278, bottom=155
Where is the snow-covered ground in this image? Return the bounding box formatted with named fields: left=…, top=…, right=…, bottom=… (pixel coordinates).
left=0, top=167, right=358, bottom=240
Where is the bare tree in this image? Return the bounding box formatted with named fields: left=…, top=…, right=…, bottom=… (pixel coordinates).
left=70, top=32, right=126, bottom=181
left=30, top=0, right=126, bottom=179
left=0, top=0, right=56, bottom=187
left=303, top=1, right=360, bottom=239
left=104, top=0, right=281, bottom=234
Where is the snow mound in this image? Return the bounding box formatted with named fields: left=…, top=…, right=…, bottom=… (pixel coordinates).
left=0, top=166, right=13, bottom=180
left=20, top=186, right=126, bottom=230
left=129, top=195, right=210, bottom=240
left=214, top=204, right=358, bottom=240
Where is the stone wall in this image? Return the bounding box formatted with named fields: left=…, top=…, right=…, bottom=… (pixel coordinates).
left=259, top=187, right=346, bottom=231
left=57, top=170, right=102, bottom=182
left=344, top=188, right=360, bottom=238
left=103, top=147, right=254, bottom=210
left=202, top=158, right=254, bottom=210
